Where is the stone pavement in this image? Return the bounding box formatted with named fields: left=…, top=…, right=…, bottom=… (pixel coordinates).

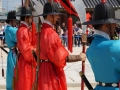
left=0, top=46, right=97, bottom=89
left=65, top=46, right=96, bottom=87
left=0, top=87, right=95, bottom=90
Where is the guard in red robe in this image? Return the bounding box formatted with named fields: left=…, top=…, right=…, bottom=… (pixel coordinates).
left=14, top=7, right=36, bottom=90
left=36, top=2, right=86, bottom=90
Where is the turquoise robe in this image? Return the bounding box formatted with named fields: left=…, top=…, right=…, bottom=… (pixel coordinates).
left=5, top=25, right=17, bottom=90
left=87, top=31, right=120, bottom=90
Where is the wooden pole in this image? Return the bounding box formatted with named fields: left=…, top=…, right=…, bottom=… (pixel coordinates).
left=33, top=17, right=41, bottom=90
left=81, top=44, right=85, bottom=90
left=81, top=34, right=87, bottom=90
left=24, top=0, right=30, bottom=8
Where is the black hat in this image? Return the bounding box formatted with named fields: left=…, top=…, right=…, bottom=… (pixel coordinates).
left=82, top=1, right=120, bottom=25
left=16, top=7, right=34, bottom=16
left=7, top=11, right=17, bottom=20
left=38, top=2, right=63, bottom=16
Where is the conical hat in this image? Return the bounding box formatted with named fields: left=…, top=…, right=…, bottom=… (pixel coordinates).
left=82, top=2, right=120, bottom=25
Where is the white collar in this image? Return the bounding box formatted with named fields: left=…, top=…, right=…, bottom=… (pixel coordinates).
left=7, top=24, right=11, bottom=27
left=43, top=20, right=53, bottom=27
left=21, top=21, right=29, bottom=27
left=94, top=30, right=110, bottom=40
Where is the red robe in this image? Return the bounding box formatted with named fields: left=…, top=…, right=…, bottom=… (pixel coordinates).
left=15, top=23, right=36, bottom=90
left=37, top=22, right=69, bottom=90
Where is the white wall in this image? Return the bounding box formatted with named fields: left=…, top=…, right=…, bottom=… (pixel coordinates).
left=115, top=9, right=120, bottom=19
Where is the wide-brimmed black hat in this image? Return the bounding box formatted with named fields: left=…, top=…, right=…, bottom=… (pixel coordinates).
left=82, top=1, right=120, bottom=25
left=16, top=7, right=34, bottom=16
left=38, top=2, right=63, bottom=16
left=7, top=11, right=17, bottom=20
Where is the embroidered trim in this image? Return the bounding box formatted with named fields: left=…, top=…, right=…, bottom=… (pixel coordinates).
left=21, top=21, right=29, bottom=27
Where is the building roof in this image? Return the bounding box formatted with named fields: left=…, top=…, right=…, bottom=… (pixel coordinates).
left=37, top=0, right=62, bottom=8
left=83, top=0, right=120, bottom=9
left=0, top=16, right=7, bottom=21
left=37, top=0, right=120, bottom=11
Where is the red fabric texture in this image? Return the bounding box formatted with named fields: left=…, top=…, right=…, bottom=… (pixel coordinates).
left=37, top=23, right=69, bottom=90
left=14, top=23, right=37, bottom=90
left=68, top=17, right=73, bottom=53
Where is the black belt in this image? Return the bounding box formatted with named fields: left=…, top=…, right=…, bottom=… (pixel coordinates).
left=98, top=82, right=119, bottom=87
left=40, top=60, right=49, bottom=63
left=10, top=46, right=16, bottom=50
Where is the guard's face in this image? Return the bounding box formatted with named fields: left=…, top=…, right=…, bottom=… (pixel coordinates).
left=12, top=20, right=17, bottom=27
left=25, top=16, right=33, bottom=25
left=28, top=16, right=33, bottom=24
left=53, top=14, right=59, bottom=24
left=106, top=23, right=116, bottom=39
left=110, top=23, right=116, bottom=35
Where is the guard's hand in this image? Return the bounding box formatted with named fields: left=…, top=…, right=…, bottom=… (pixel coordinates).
left=32, top=50, right=37, bottom=62
left=33, top=48, right=36, bottom=52
left=79, top=53, right=86, bottom=61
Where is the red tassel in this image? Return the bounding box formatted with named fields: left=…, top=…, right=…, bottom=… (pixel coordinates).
left=54, top=0, right=59, bottom=2
left=102, top=0, right=106, bottom=3
left=68, top=17, right=73, bottom=53
left=32, top=22, right=36, bottom=46
left=2, top=68, right=4, bottom=77
left=58, top=0, right=78, bottom=17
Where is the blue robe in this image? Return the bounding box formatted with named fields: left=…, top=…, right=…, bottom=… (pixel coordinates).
left=5, top=25, right=17, bottom=90
left=87, top=31, right=120, bottom=90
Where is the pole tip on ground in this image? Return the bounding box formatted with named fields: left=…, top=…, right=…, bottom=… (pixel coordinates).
left=79, top=71, right=83, bottom=76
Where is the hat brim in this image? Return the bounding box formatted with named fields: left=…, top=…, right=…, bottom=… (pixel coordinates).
left=15, top=14, right=35, bottom=17
left=6, top=19, right=19, bottom=21
left=37, top=12, right=65, bottom=16
left=82, top=18, right=120, bottom=25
